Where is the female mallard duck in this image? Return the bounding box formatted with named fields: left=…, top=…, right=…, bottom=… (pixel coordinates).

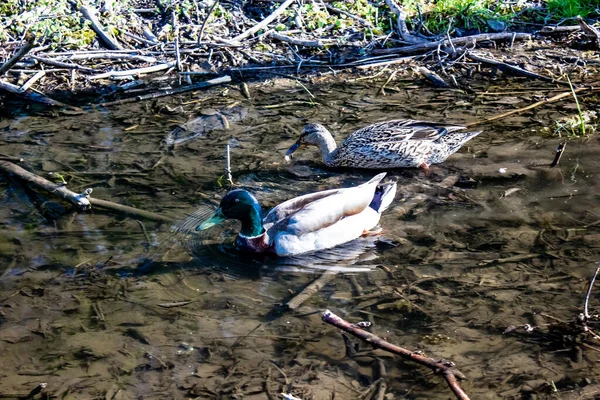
left=285, top=120, right=481, bottom=172
left=196, top=173, right=396, bottom=256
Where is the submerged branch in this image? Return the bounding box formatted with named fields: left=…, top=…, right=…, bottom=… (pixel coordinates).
left=0, top=160, right=91, bottom=209
left=322, top=310, right=470, bottom=400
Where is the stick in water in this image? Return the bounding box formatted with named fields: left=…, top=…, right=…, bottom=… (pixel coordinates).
left=225, top=144, right=233, bottom=185
left=321, top=310, right=471, bottom=400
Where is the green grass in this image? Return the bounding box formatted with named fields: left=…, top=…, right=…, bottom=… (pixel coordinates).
left=546, top=0, right=600, bottom=19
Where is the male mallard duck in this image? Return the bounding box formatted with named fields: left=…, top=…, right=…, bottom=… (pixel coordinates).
left=285, top=120, right=481, bottom=172
left=196, top=173, right=396, bottom=256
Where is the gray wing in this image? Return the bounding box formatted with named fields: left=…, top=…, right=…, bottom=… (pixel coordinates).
left=345, top=119, right=466, bottom=144
left=262, top=188, right=344, bottom=229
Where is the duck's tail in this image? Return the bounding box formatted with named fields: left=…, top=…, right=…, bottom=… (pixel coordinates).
left=369, top=181, right=397, bottom=213
left=430, top=130, right=481, bottom=164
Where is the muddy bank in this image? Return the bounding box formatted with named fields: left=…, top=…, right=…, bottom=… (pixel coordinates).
left=1, top=0, right=600, bottom=106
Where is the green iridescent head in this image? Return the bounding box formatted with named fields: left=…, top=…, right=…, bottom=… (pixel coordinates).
left=196, top=189, right=264, bottom=237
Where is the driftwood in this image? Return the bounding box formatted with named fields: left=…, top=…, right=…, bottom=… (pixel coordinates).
left=0, top=80, right=79, bottom=109
left=100, top=75, right=231, bottom=106
left=467, top=52, right=568, bottom=85
left=79, top=5, right=124, bottom=50
left=0, top=160, right=91, bottom=209
left=322, top=310, right=470, bottom=400
left=89, top=63, right=174, bottom=80
left=0, top=41, right=35, bottom=75
left=373, top=32, right=531, bottom=55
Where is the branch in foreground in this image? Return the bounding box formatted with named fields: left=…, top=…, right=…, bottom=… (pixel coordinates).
left=322, top=310, right=470, bottom=400
left=0, top=160, right=91, bottom=209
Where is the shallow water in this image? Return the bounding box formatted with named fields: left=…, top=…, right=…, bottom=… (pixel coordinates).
left=1, top=74, right=600, bottom=399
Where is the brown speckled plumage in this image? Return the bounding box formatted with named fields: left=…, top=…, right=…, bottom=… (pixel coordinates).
left=286, top=120, right=481, bottom=169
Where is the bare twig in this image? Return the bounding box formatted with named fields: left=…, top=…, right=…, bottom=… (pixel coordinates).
left=550, top=142, right=567, bottom=168
left=286, top=273, right=337, bottom=310
left=0, top=160, right=91, bottom=209
left=30, top=55, right=97, bottom=72
left=19, top=70, right=45, bottom=91
left=232, top=0, right=296, bottom=42
left=225, top=144, right=233, bottom=185
left=89, top=63, right=174, bottom=80
left=583, top=265, right=600, bottom=319
left=100, top=75, right=231, bottom=106
left=198, top=0, right=219, bottom=44
left=322, top=310, right=470, bottom=400
left=465, top=86, right=595, bottom=128
left=270, top=32, right=331, bottom=48
left=172, top=11, right=182, bottom=71
left=0, top=41, right=35, bottom=75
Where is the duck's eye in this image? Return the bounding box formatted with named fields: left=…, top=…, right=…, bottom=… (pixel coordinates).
left=234, top=198, right=240, bottom=203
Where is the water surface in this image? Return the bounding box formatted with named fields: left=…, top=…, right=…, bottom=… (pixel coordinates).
left=1, top=75, right=600, bottom=399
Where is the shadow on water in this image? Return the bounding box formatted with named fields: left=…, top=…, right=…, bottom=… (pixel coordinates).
left=1, top=75, right=600, bottom=399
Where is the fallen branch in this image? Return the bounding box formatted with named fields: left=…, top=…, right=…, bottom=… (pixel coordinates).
left=20, top=70, right=45, bottom=91
left=465, top=86, right=591, bottom=128
left=538, top=25, right=581, bottom=35
left=372, top=32, right=531, bottom=56
left=64, top=53, right=157, bottom=63
left=79, top=5, right=124, bottom=50
left=100, top=75, right=231, bottom=106
left=89, top=198, right=174, bottom=223
left=0, top=160, right=91, bottom=209
left=322, top=310, right=470, bottom=400
left=232, top=0, right=296, bottom=42
left=0, top=41, right=35, bottom=75
left=0, top=80, right=79, bottom=109
left=467, top=52, right=568, bottom=85
left=29, top=55, right=97, bottom=72
left=89, top=62, right=174, bottom=80
left=286, top=273, right=337, bottom=310
left=270, top=32, right=330, bottom=48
